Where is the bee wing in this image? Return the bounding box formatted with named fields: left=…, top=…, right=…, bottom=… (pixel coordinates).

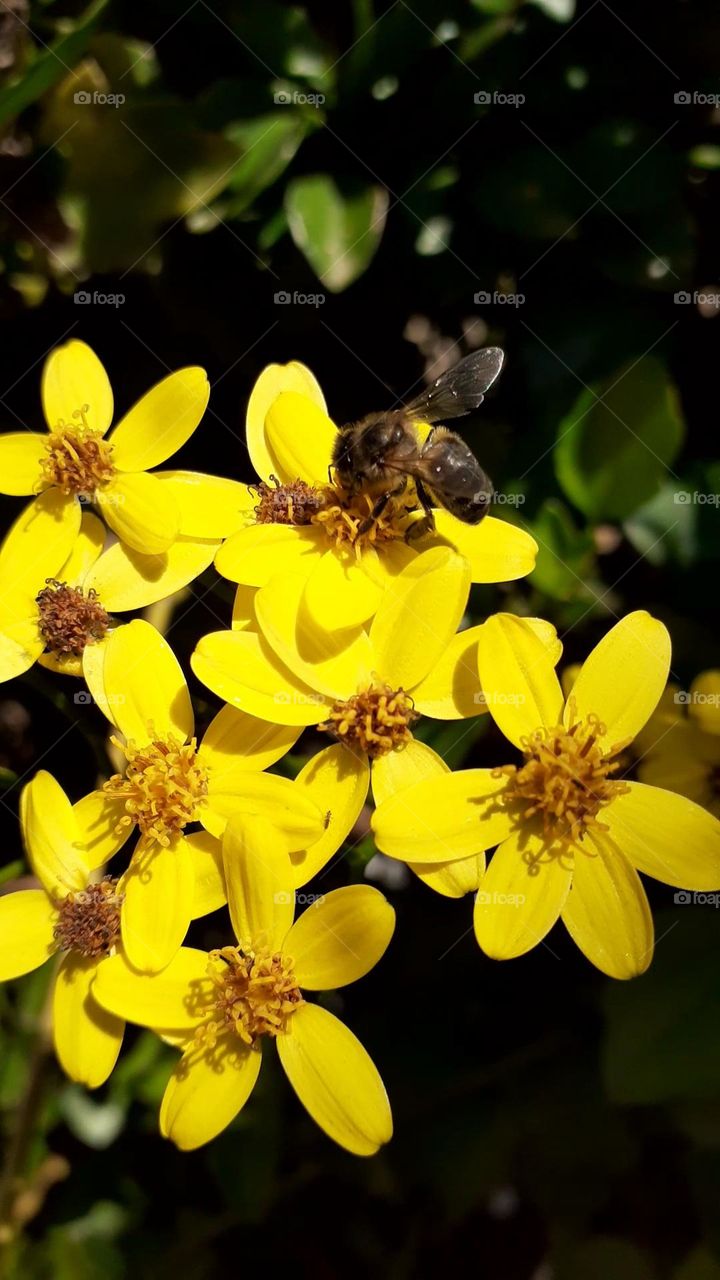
left=404, top=348, right=505, bottom=423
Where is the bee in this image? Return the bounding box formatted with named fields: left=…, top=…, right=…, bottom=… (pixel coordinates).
left=331, top=347, right=504, bottom=538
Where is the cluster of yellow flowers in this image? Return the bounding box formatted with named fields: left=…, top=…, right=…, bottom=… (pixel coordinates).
left=0, top=340, right=718, bottom=1157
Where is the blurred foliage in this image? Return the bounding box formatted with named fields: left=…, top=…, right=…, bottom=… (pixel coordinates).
left=2, top=0, right=720, bottom=1276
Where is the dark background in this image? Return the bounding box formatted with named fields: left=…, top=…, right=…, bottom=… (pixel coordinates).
left=1, top=1, right=720, bottom=1276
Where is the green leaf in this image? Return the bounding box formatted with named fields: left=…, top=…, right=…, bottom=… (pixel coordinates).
left=603, top=909, right=720, bottom=1104
left=222, top=114, right=311, bottom=217
left=554, top=358, right=685, bottom=520
left=530, top=498, right=596, bottom=600
left=285, top=175, right=389, bottom=291
left=0, top=0, right=109, bottom=128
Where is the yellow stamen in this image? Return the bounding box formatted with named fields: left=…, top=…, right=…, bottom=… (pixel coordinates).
left=103, top=732, right=209, bottom=846
left=320, top=680, right=419, bottom=757
left=495, top=705, right=631, bottom=854
left=41, top=407, right=115, bottom=497
left=253, top=473, right=413, bottom=556
left=198, top=943, right=303, bottom=1048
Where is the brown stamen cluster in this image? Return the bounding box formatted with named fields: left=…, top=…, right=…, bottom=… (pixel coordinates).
left=103, top=733, right=209, bottom=846
left=496, top=711, right=631, bottom=851
left=320, top=681, right=419, bottom=757
left=200, top=944, right=303, bottom=1048
left=53, top=878, right=123, bottom=958
left=253, top=475, right=327, bottom=525
left=40, top=409, right=115, bottom=497
left=36, top=579, right=109, bottom=656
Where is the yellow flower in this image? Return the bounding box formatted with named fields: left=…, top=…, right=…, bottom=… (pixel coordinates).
left=214, top=361, right=538, bottom=631
left=635, top=672, right=720, bottom=816
left=0, top=771, right=135, bottom=1087
left=92, top=813, right=395, bottom=1154
left=89, top=619, right=333, bottom=973
left=372, top=611, right=720, bottom=979
left=0, top=338, right=249, bottom=555
left=194, top=547, right=561, bottom=890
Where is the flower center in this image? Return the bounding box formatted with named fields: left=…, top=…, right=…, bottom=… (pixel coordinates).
left=53, top=878, right=123, bottom=958
left=41, top=409, right=115, bottom=497
left=319, top=680, right=419, bottom=757
left=36, top=579, right=109, bottom=657
left=253, top=474, right=411, bottom=555
left=495, top=709, right=631, bottom=850
left=200, top=944, right=303, bottom=1048
left=103, top=733, right=209, bottom=846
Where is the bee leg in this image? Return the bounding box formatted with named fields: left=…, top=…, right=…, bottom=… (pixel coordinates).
left=356, top=491, right=393, bottom=536
left=405, top=478, right=436, bottom=543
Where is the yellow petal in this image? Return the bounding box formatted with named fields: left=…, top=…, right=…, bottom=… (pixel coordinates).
left=92, top=946, right=212, bottom=1027
left=215, top=523, right=326, bottom=587
left=73, top=790, right=132, bottom=869
left=289, top=744, right=370, bottom=888
left=689, top=670, right=720, bottom=736
left=371, top=738, right=448, bottom=807
left=109, top=368, right=209, bottom=472
left=81, top=632, right=112, bottom=719
left=0, top=616, right=44, bottom=682
left=372, top=768, right=514, bottom=862
left=277, top=1003, right=392, bottom=1156
left=103, top=619, right=193, bottom=744
left=604, top=782, right=720, bottom=890
left=53, top=954, right=124, bottom=1087
left=567, top=611, right=671, bottom=748
left=186, top=831, right=226, bottom=918
left=0, top=488, right=81, bottom=586
left=59, top=510, right=105, bottom=584
left=303, top=549, right=384, bottom=631
left=474, top=829, right=573, bottom=960
left=246, top=360, right=328, bottom=483
left=255, top=572, right=372, bottom=699
left=477, top=613, right=564, bottom=749
left=161, top=1037, right=262, bottom=1151
left=41, top=340, right=113, bottom=436
left=232, top=585, right=257, bottom=630
left=411, top=853, right=486, bottom=899
left=85, top=535, right=218, bottom=612
left=97, top=471, right=180, bottom=556
left=203, top=771, right=325, bottom=849
left=0, top=433, right=46, bottom=495
left=411, top=627, right=485, bottom=721
left=222, top=813, right=294, bottom=949
left=192, top=628, right=333, bottom=727
left=431, top=510, right=538, bottom=582
left=0, top=890, right=56, bottom=979
left=369, top=547, right=471, bottom=691
left=121, top=836, right=195, bottom=973
left=155, top=471, right=256, bottom=538
left=36, top=649, right=84, bottom=677
left=265, top=391, right=337, bottom=487
left=22, top=770, right=89, bottom=896
left=287, top=886, right=394, bottom=989
left=561, top=835, right=653, bottom=978
left=524, top=617, right=564, bottom=667
left=199, top=703, right=300, bottom=774
left=637, top=747, right=715, bottom=806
